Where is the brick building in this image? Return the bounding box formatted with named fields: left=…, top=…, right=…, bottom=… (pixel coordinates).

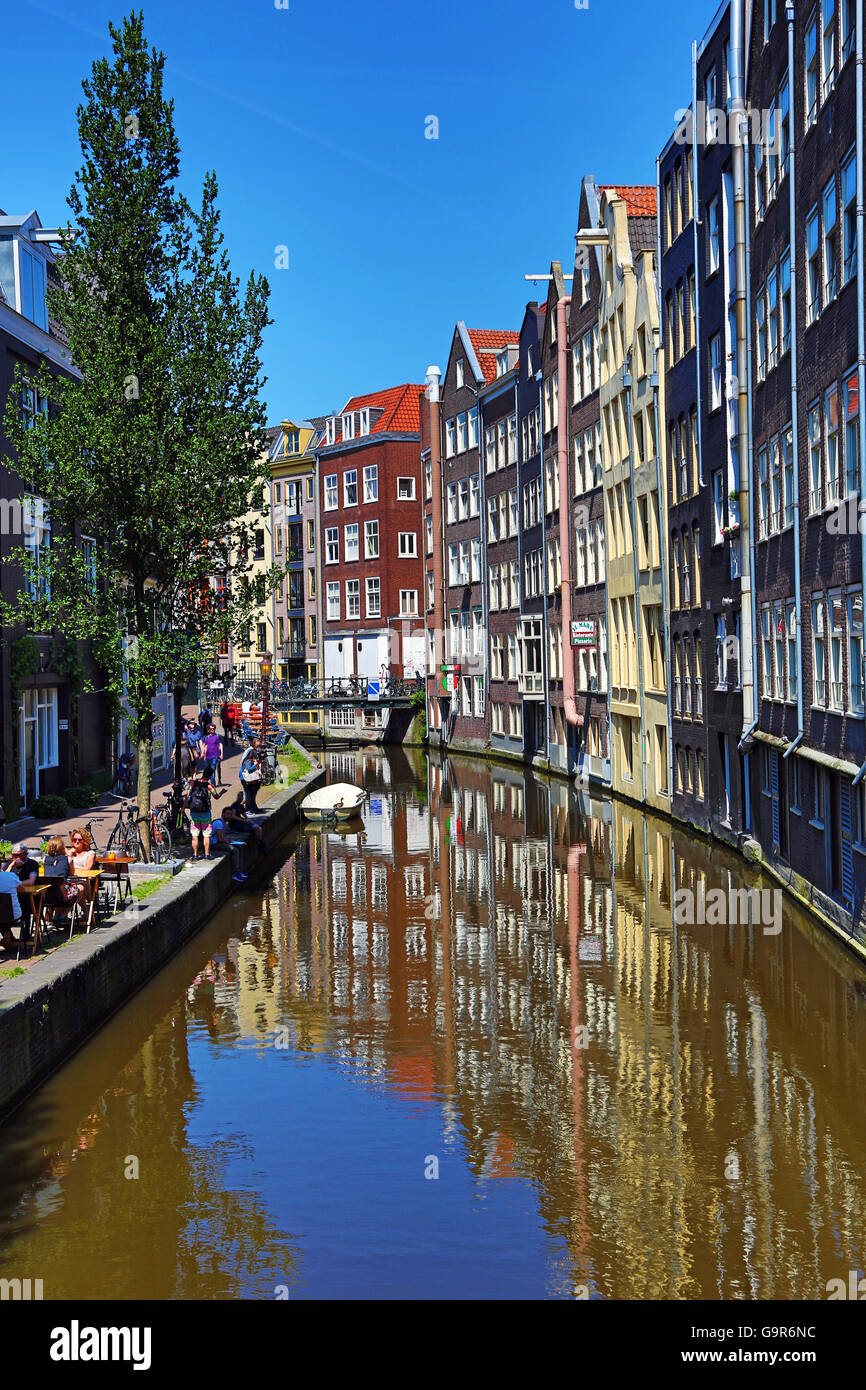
left=317, top=383, right=425, bottom=739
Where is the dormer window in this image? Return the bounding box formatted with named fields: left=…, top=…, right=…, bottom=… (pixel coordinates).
left=496, top=349, right=509, bottom=378
left=0, top=237, right=49, bottom=331
left=286, top=428, right=300, bottom=454
left=358, top=407, right=370, bottom=436
left=326, top=417, right=337, bottom=446
left=342, top=412, right=355, bottom=440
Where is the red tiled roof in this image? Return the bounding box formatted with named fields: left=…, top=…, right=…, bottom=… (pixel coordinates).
left=601, top=184, right=657, bottom=217
left=466, top=328, right=520, bottom=382
left=331, top=382, right=424, bottom=443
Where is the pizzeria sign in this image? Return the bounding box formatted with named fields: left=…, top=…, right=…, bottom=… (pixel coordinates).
left=571, top=620, right=596, bottom=648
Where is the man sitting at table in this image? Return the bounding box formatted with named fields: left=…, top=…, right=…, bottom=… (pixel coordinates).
left=0, top=863, right=24, bottom=952
left=8, top=844, right=39, bottom=944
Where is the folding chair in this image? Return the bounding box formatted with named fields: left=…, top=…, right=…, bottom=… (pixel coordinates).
left=0, top=893, right=22, bottom=959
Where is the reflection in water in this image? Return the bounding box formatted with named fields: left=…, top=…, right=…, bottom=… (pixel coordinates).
left=0, top=747, right=864, bottom=1299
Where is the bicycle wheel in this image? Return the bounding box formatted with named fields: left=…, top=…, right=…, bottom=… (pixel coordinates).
left=151, top=817, right=172, bottom=864
left=123, top=822, right=142, bottom=861
left=106, top=822, right=126, bottom=855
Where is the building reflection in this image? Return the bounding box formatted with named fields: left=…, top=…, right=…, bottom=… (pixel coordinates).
left=223, top=747, right=866, bottom=1300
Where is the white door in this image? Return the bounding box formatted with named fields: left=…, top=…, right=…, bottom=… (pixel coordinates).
left=324, top=636, right=353, bottom=679
left=356, top=635, right=381, bottom=680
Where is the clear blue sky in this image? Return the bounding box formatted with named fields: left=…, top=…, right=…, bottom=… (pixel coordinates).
left=4, top=0, right=709, bottom=423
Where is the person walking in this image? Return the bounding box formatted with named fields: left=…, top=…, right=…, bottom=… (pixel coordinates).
left=239, top=739, right=263, bottom=811
left=201, top=723, right=223, bottom=785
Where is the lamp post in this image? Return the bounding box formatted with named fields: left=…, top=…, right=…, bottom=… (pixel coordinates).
left=260, top=650, right=273, bottom=751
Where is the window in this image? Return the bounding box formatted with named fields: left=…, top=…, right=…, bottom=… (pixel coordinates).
left=783, top=426, right=795, bottom=527
left=806, top=206, right=820, bottom=324
left=325, top=527, right=339, bottom=564
left=484, top=425, right=496, bottom=473
left=365, top=519, right=380, bottom=559
left=307, top=519, right=315, bottom=551
left=786, top=599, right=798, bottom=701
left=507, top=414, right=517, bottom=464
left=707, top=198, right=720, bottom=275
left=324, top=474, right=338, bottom=510
left=398, top=532, right=417, bottom=557
left=709, top=333, right=722, bottom=409
left=365, top=576, right=381, bottom=617
left=81, top=536, right=97, bottom=590
left=16, top=244, right=48, bottom=330
left=829, top=590, right=844, bottom=708
left=812, top=595, right=826, bottom=704
left=307, top=567, right=316, bottom=599
left=343, top=469, right=358, bottom=506
left=458, top=477, right=469, bottom=520
left=446, top=419, right=456, bottom=458
left=806, top=8, right=819, bottom=126
left=468, top=406, right=479, bottom=449
left=341, top=413, right=355, bottom=442
left=456, top=413, right=467, bottom=453
left=309, top=616, right=317, bottom=648
left=361, top=465, right=378, bottom=503
left=762, top=606, right=773, bottom=697
left=780, top=250, right=791, bottom=353
left=823, top=177, right=838, bottom=304
left=756, top=282, right=767, bottom=381
left=822, top=0, right=836, bottom=99
left=21, top=493, right=50, bottom=603
left=850, top=590, right=865, bottom=712
left=469, top=472, right=480, bottom=516
left=842, top=148, right=857, bottom=284
left=716, top=616, right=728, bottom=688
left=767, top=268, right=778, bottom=370
left=758, top=446, right=769, bottom=537
left=344, top=523, right=359, bottom=562
left=346, top=579, right=360, bottom=620
left=842, top=0, right=855, bottom=60
left=809, top=403, right=823, bottom=511
left=471, top=536, right=482, bottom=582
left=844, top=368, right=860, bottom=495
left=399, top=589, right=418, bottom=617
left=825, top=385, right=840, bottom=504
left=425, top=515, right=433, bottom=555
left=455, top=358, right=464, bottom=390
left=396, top=476, right=416, bottom=501
left=712, top=471, right=725, bottom=543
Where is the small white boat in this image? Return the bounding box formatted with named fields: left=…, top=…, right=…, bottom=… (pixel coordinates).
left=300, top=782, right=366, bottom=822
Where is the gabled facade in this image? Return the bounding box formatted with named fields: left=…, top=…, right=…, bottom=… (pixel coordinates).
left=269, top=416, right=323, bottom=733
left=569, top=178, right=609, bottom=787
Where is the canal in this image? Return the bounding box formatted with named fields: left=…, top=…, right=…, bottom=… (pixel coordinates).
left=0, top=747, right=865, bottom=1300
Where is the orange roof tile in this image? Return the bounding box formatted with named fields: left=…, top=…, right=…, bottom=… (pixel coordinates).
left=331, top=382, right=424, bottom=443
left=601, top=185, right=657, bottom=216
left=466, top=328, right=520, bottom=382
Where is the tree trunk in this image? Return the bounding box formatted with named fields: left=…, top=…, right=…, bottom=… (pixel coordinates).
left=136, top=716, right=154, bottom=863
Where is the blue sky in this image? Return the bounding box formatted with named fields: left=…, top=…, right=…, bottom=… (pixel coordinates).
left=4, top=0, right=709, bottom=422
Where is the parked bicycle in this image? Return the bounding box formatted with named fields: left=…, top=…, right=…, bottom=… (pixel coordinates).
left=104, top=800, right=173, bottom=863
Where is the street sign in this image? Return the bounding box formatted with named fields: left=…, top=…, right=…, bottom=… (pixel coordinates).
left=571, top=620, right=595, bottom=648
left=367, top=680, right=380, bottom=702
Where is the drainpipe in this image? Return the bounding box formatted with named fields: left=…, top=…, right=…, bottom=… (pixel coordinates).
left=739, top=135, right=759, bottom=832
left=653, top=159, right=674, bottom=801
left=558, top=293, right=579, bottom=735
left=853, top=0, right=866, bottom=788
left=426, top=366, right=446, bottom=744
left=782, top=0, right=806, bottom=770
left=625, top=344, right=648, bottom=806
left=515, top=371, right=524, bottom=757
left=731, top=0, right=757, bottom=765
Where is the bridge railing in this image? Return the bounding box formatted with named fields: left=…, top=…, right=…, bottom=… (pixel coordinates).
left=250, top=675, right=426, bottom=705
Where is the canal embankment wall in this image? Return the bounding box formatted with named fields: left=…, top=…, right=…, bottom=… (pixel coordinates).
left=0, top=759, right=325, bottom=1123
left=429, top=738, right=866, bottom=970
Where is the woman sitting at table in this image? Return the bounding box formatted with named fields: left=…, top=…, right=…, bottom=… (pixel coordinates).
left=42, top=836, right=79, bottom=922
left=67, top=827, right=96, bottom=873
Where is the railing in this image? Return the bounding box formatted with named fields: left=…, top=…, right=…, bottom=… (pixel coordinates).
left=265, top=675, right=425, bottom=706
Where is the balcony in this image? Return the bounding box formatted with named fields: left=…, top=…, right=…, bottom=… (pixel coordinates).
left=517, top=672, right=545, bottom=699
left=281, top=640, right=306, bottom=660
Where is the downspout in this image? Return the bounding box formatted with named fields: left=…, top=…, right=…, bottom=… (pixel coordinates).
left=478, top=387, right=490, bottom=745
left=426, top=366, right=446, bottom=744
left=654, top=154, right=674, bottom=802
left=692, top=40, right=705, bottom=490
left=625, top=342, right=648, bottom=806
left=741, top=134, right=759, bottom=832
left=853, top=0, right=866, bottom=788
left=731, top=0, right=757, bottom=762
left=782, top=0, right=805, bottom=767
left=515, top=371, right=524, bottom=755
left=558, top=293, right=579, bottom=731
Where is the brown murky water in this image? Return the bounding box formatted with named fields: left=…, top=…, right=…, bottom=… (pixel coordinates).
left=0, top=747, right=864, bottom=1300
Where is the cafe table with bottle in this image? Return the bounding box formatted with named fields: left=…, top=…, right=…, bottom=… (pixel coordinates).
left=0, top=837, right=132, bottom=955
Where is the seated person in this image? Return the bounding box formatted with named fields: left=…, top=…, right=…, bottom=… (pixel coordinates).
left=8, top=843, right=39, bottom=943
left=0, top=864, right=23, bottom=952
left=42, top=836, right=78, bottom=922
left=223, top=793, right=269, bottom=852
left=66, top=828, right=96, bottom=908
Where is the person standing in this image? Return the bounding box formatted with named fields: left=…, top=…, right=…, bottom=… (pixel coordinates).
left=239, top=739, right=263, bottom=811
left=201, top=723, right=223, bottom=784
left=184, top=768, right=224, bottom=861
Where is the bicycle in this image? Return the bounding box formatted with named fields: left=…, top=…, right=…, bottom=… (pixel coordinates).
left=105, top=801, right=173, bottom=863
left=81, top=814, right=108, bottom=854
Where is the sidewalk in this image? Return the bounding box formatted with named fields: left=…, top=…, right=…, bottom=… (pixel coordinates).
left=4, top=709, right=283, bottom=850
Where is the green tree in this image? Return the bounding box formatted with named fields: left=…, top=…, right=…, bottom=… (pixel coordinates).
left=1, top=12, right=274, bottom=853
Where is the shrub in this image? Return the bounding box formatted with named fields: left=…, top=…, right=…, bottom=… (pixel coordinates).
left=83, top=767, right=113, bottom=794
left=31, top=794, right=69, bottom=820
left=63, top=785, right=99, bottom=808
left=0, top=840, right=12, bottom=860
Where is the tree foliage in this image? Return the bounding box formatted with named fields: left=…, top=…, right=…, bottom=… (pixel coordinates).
left=1, top=12, right=275, bottom=839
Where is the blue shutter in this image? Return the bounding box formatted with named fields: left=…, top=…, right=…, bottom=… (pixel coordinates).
left=770, top=752, right=780, bottom=853
left=840, top=780, right=855, bottom=908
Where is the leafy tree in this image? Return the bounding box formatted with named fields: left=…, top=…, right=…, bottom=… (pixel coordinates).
left=1, top=12, right=275, bottom=853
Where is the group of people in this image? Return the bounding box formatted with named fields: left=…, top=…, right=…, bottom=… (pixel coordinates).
left=171, top=715, right=225, bottom=784
left=0, top=830, right=97, bottom=952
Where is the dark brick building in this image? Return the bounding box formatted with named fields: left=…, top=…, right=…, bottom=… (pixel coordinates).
left=479, top=347, right=520, bottom=759
left=747, top=0, right=864, bottom=927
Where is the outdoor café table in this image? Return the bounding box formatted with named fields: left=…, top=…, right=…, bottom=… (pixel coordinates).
left=17, top=883, right=51, bottom=956
left=95, top=856, right=135, bottom=913
left=72, top=868, right=103, bottom=932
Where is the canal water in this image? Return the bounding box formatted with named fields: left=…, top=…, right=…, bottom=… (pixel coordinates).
left=0, top=747, right=865, bottom=1300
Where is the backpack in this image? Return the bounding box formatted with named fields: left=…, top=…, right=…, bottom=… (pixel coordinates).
left=188, top=781, right=210, bottom=815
